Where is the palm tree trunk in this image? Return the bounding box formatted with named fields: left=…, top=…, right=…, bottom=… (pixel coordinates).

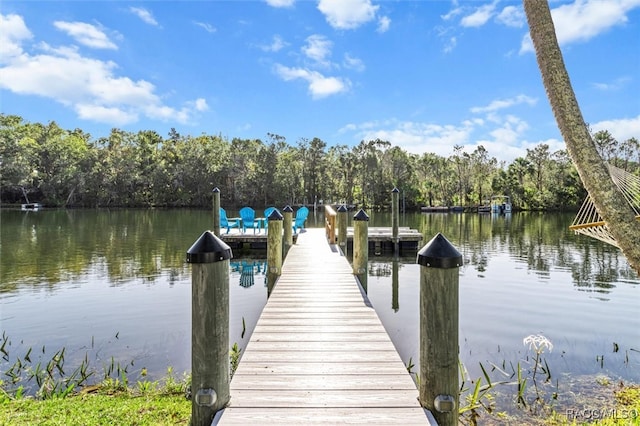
left=523, top=0, right=640, bottom=273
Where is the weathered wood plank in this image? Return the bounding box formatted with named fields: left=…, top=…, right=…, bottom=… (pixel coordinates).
left=239, top=339, right=400, bottom=352
left=229, top=374, right=417, bottom=390
left=245, top=332, right=393, bottom=342
left=231, top=362, right=413, bottom=375
left=239, top=350, right=402, bottom=363
left=228, top=389, right=422, bottom=407
left=215, top=408, right=431, bottom=425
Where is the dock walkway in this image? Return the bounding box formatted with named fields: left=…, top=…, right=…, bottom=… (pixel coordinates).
left=215, top=228, right=433, bottom=425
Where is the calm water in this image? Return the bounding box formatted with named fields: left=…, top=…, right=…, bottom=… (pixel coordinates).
left=1, top=208, right=639, bottom=397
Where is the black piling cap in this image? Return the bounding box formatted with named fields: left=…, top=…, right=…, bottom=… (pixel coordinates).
left=283, top=205, right=293, bottom=213
left=337, top=205, right=347, bottom=213
left=353, top=209, right=369, bottom=221
left=392, top=187, right=399, bottom=193
left=212, top=187, right=220, bottom=193
left=268, top=209, right=284, bottom=220
left=417, top=233, right=462, bottom=269
left=186, top=231, right=232, bottom=263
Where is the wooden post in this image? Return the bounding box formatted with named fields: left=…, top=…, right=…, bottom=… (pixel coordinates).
left=392, top=258, right=399, bottom=312
left=417, top=233, right=462, bottom=426
left=391, top=187, right=399, bottom=255
left=283, top=205, right=293, bottom=252
left=267, top=209, right=283, bottom=276
left=337, top=205, right=348, bottom=255
left=212, top=188, right=221, bottom=237
left=324, top=205, right=337, bottom=243
left=352, top=209, right=369, bottom=292
left=186, top=231, right=232, bottom=425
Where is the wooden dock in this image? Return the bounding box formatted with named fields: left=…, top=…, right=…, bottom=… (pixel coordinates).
left=214, top=228, right=434, bottom=425
left=220, top=226, right=422, bottom=254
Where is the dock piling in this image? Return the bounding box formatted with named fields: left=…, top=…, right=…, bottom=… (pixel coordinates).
left=337, top=204, right=348, bottom=255
left=267, top=209, right=284, bottom=275
left=392, top=188, right=399, bottom=255
left=353, top=209, right=369, bottom=292
left=186, top=231, right=232, bottom=424
left=417, top=233, right=462, bottom=426
left=212, top=188, right=221, bottom=237
left=283, top=205, right=293, bottom=251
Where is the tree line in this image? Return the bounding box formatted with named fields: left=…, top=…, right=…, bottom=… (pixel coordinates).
left=1, top=113, right=638, bottom=211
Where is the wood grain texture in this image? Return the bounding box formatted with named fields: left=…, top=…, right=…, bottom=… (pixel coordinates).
left=215, top=228, right=433, bottom=425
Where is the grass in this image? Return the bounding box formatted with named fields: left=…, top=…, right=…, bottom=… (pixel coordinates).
left=1, top=367, right=192, bottom=426
left=1, top=391, right=190, bottom=425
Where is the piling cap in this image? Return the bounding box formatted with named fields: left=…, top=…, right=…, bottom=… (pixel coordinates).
left=353, top=209, right=369, bottom=221
left=283, top=205, right=293, bottom=213
left=212, top=187, right=220, bottom=193
left=268, top=209, right=283, bottom=220
left=337, top=205, right=347, bottom=212
left=417, top=233, right=462, bottom=269
left=186, top=231, right=232, bottom=263
left=392, top=187, right=399, bottom=193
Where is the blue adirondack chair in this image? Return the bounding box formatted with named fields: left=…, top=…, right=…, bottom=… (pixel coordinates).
left=239, top=207, right=261, bottom=233
left=293, top=206, right=309, bottom=234
left=263, top=207, right=277, bottom=233
left=219, top=208, right=240, bottom=234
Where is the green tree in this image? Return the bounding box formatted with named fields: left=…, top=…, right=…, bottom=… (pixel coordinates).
left=469, top=145, right=497, bottom=205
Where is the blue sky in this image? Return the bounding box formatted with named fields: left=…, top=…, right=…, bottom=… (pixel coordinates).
left=1, top=0, right=639, bottom=162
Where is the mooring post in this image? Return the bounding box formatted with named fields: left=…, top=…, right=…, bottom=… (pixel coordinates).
left=391, top=187, right=399, bottom=256
left=283, top=205, right=293, bottom=250
left=392, top=258, right=399, bottom=312
left=212, top=188, right=221, bottom=237
left=352, top=209, right=369, bottom=292
left=417, top=233, right=462, bottom=426
left=186, top=231, right=232, bottom=425
left=267, top=209, right=284, bottom=275
left=337, top=205, right=348, bottom=255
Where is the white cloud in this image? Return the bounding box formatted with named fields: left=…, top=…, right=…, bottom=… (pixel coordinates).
left=76, top=104, right=137, bottom=125
left=194, top=21, right=216, bottom=33
left=129, top=7, right=159, bottom=27
left=273, top=64, right=350, bottom=98
left=317, top=0, right=379, bottom=30
left=192, top=98, right=209, bottom=112
left=260, top=35, right=288, bottom=52
left=54, top=21, right=117, bottom=50
left=520, top=0, right=640, bottom=53
left=441, top=7, right=463, bottom=21
left=591, top=76, right=631, bottom=91
left=265, top=0, right=295, bottom=7
left=302, top=34, right=332, bottom=66
left=0, top=14, right=33, bottom=60
left=0, top=13, right=204, bottom=126
left=590, top=115, right=640, bottom=142
left=377, top=16, right=391, bottom=33
left=342, top=116, right=546, bottom=163
left=460, top=1, right=498, bottom=28
left=341, top=119, right=477, bottom=156
left=496, top=5, right=525, bottom=28
left=443, top=36, right=457, bottom=53
left=343, top=53, right=365, bottom=72
left=338, top=96, right=557, bottom=163
left=470, top=95, right=537, bottom=114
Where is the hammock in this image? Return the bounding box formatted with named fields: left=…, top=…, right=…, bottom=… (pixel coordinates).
left=569, top=164, right=640, bottom=248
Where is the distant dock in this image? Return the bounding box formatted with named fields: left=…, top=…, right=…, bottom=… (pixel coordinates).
left=220, top=226, right=422, bottom=254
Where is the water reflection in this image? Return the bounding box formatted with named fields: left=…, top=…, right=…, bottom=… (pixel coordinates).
left=230, top=260, right=267, bottom=288
left=362, top=211, right=640, bottom=391
left=2, top=209, right=638, bottom=391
